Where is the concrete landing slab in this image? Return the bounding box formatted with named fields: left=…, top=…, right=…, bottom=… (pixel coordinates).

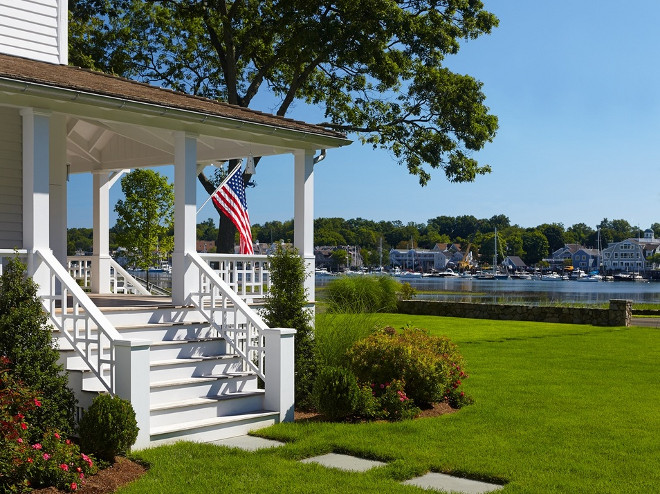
left=211, top=435, right=284, bottom=451
left=300, top=453, right=386, bottom=472
left=403, top=472, right=503, bottom=493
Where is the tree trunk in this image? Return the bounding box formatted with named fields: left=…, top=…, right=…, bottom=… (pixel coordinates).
left=197, top=162, right=242, bottom=254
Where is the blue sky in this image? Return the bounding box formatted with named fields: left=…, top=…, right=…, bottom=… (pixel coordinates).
left=68, top=1, right=660, bottom=231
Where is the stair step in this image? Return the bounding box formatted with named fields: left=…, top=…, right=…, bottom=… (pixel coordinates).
left=149, top=410, right=279, bottom=446
left=150, top=374, right=258, bottom=405
left=150, top=391, right=265, bottom=412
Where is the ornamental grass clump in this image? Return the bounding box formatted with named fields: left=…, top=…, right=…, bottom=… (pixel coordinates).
left=348, top=326, right=471, bottom=408
left=325, top=275, right=400, bottom=313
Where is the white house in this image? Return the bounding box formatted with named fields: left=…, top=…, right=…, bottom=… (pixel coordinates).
left=0, top=0, right=349, bottom=448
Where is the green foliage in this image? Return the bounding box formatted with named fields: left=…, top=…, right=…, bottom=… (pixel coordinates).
left=78, top=394, right=139, bottom=462
left=373, top=379, right=421, bottom=421
left=0, top=359, right=97, bottom=493
left=114, top=169, right=174, bottom=272
left=69, top=1, right=499, bottom=186
left=315, top=313, right=379, bottom=369
left=0, top=257, right=76, bottom=439
left=398, top=282, right=417, bottom=300
left=312, top=366, right=360, bottom=421
left=348, top=326, right=469, bottom=407
left=261, top=245, right=315, bottom=409
left=326, top=275, right=400, bottom=313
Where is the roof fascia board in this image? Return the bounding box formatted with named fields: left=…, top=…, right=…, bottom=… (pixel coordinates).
left=0, top=77, right=352, bottom=150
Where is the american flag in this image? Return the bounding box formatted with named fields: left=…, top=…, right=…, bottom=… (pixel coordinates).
left=211, top=165, right=254, bottom=254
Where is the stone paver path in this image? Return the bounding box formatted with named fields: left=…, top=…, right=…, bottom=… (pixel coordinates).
left=212, top=435, right=505, bottom=492
left=300, top=453, right=386, bottom=472
left=403, top=472, right=503, bottom=493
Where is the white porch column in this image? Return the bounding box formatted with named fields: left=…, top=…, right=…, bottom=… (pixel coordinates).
left=49, top=114, right=67, bottom=265
left=173, top=132, right=198, bottom=305
left=294, top=149, right=316, bottom=303
left=21, top=108, right=51, bottom=293
left=92, top=172, right=112, bottom=293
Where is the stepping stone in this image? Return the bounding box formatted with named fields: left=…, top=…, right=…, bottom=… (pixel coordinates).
left=300, top=453, right=386, bottom=472
left=403, top=472, right=503, bottom=493
left=212, top=435, right=284, bottom=451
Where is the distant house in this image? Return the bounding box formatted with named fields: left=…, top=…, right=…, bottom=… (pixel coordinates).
left=548, top=244, right=581, bottom=269
left=389, top=243, right=465, bottom=272
left=314, top=245, right=363, bottom=270
left=572, top=248, right=600, bottom=271
left=502, top=256, right=527, bottom=272
left=197, top=240, right=215, bottom=253
left=601, top=229, right=660, bottom=273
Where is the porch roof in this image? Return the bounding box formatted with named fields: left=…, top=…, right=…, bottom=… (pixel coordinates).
left=0, top=53, right=346, bottom=141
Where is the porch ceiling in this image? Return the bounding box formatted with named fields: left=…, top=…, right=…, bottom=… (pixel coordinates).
left=66, top=115, right=316, bottom=174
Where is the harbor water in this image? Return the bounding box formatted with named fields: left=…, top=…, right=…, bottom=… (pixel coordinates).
left=316, top=274, right=660, bottom=305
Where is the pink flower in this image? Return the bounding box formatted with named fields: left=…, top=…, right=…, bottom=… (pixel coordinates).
left=66, top=439, right=71, bottom=445
left=79, top=473, right=84, bottom=480
left=60, top=463, right=69, bottom=471
left=27, top=458, right=33, bottom=463
left=20, top=423, right=27, bottom=430
left=17, top=438, right=23, bottom=444
left=380, top=384, right=385, bottom=389
left=71, top=482, right=78, bottom=491
left=33, top=398, right=41, bottom=407
left=54, top=433, right=60, bottom=439
left=32, top=443, right=42, bottom=450
left=43, top=453, right=50, bottom=461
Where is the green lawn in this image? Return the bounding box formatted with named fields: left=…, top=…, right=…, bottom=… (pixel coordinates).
left=122, top=315, right=659, bottom=493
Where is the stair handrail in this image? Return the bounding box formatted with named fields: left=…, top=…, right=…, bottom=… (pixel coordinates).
left=187, top=252, right=268, bottom=381
left=37, top=249, right=122, bottom=393
left=109, top=258, right=152, bottom=295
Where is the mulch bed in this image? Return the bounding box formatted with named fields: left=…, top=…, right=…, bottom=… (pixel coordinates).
left=32, top=457, right=147, bottom=494
left=33, top=403, right=456, bottom=493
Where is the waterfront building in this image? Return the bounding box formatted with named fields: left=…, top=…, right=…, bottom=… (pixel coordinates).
left=601, top=229, right=660, bottom=273
left=503, top=256, right=527, bottom=272
left=389, top=243, right=466, bottom=272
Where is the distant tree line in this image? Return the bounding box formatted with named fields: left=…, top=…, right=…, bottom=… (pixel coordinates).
left=69, top=216, right=660, bottom=267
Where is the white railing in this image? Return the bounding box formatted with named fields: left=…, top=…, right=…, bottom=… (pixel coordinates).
left=198, top=253, right=270, bottom=303
left=67, top=256, right=150, bottom=295
left=189, top=253, right=267, bottom=381
left=39, top=250, right=122, bottom=393
left=109, top=258, right=151, bottom=295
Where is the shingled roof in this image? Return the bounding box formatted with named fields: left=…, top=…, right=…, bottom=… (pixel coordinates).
left=0, top=53, right=347, bottom=141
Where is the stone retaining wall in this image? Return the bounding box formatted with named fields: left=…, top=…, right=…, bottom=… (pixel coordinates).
left=397, top=299, right=632, bottom=327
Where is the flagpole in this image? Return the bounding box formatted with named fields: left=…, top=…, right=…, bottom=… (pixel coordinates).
left=196, top=161, right=243, bottom=215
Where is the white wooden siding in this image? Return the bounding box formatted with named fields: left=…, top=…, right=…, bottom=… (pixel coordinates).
left=0, top=0, right=66, bottom=64
left=0, top=107, right=23, bottom=249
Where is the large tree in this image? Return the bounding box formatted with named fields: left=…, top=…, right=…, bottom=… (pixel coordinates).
left=114, top=169, right=174, bottom=287
left=70, top=0, right=499, bottom=252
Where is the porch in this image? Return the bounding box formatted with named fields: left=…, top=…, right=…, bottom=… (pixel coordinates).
left=0, top=54, right=349, bottom=448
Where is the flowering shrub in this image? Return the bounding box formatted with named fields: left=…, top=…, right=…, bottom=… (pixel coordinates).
left=313, top=366, right=420, bottom=421
left=0, top=359, right=97, bottom=493
left=348, top=326, right=471, bottom=407
left=371, top=380, right=420, bottom=421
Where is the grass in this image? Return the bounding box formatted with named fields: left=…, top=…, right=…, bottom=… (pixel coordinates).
left=122, top=315, right=659, bottom=493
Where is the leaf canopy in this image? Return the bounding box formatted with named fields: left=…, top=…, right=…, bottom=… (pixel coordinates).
left=69, top=0, right=499, bottom=185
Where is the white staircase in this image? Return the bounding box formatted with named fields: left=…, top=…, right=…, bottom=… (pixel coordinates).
left=57, top=303, right=279, bottom=446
